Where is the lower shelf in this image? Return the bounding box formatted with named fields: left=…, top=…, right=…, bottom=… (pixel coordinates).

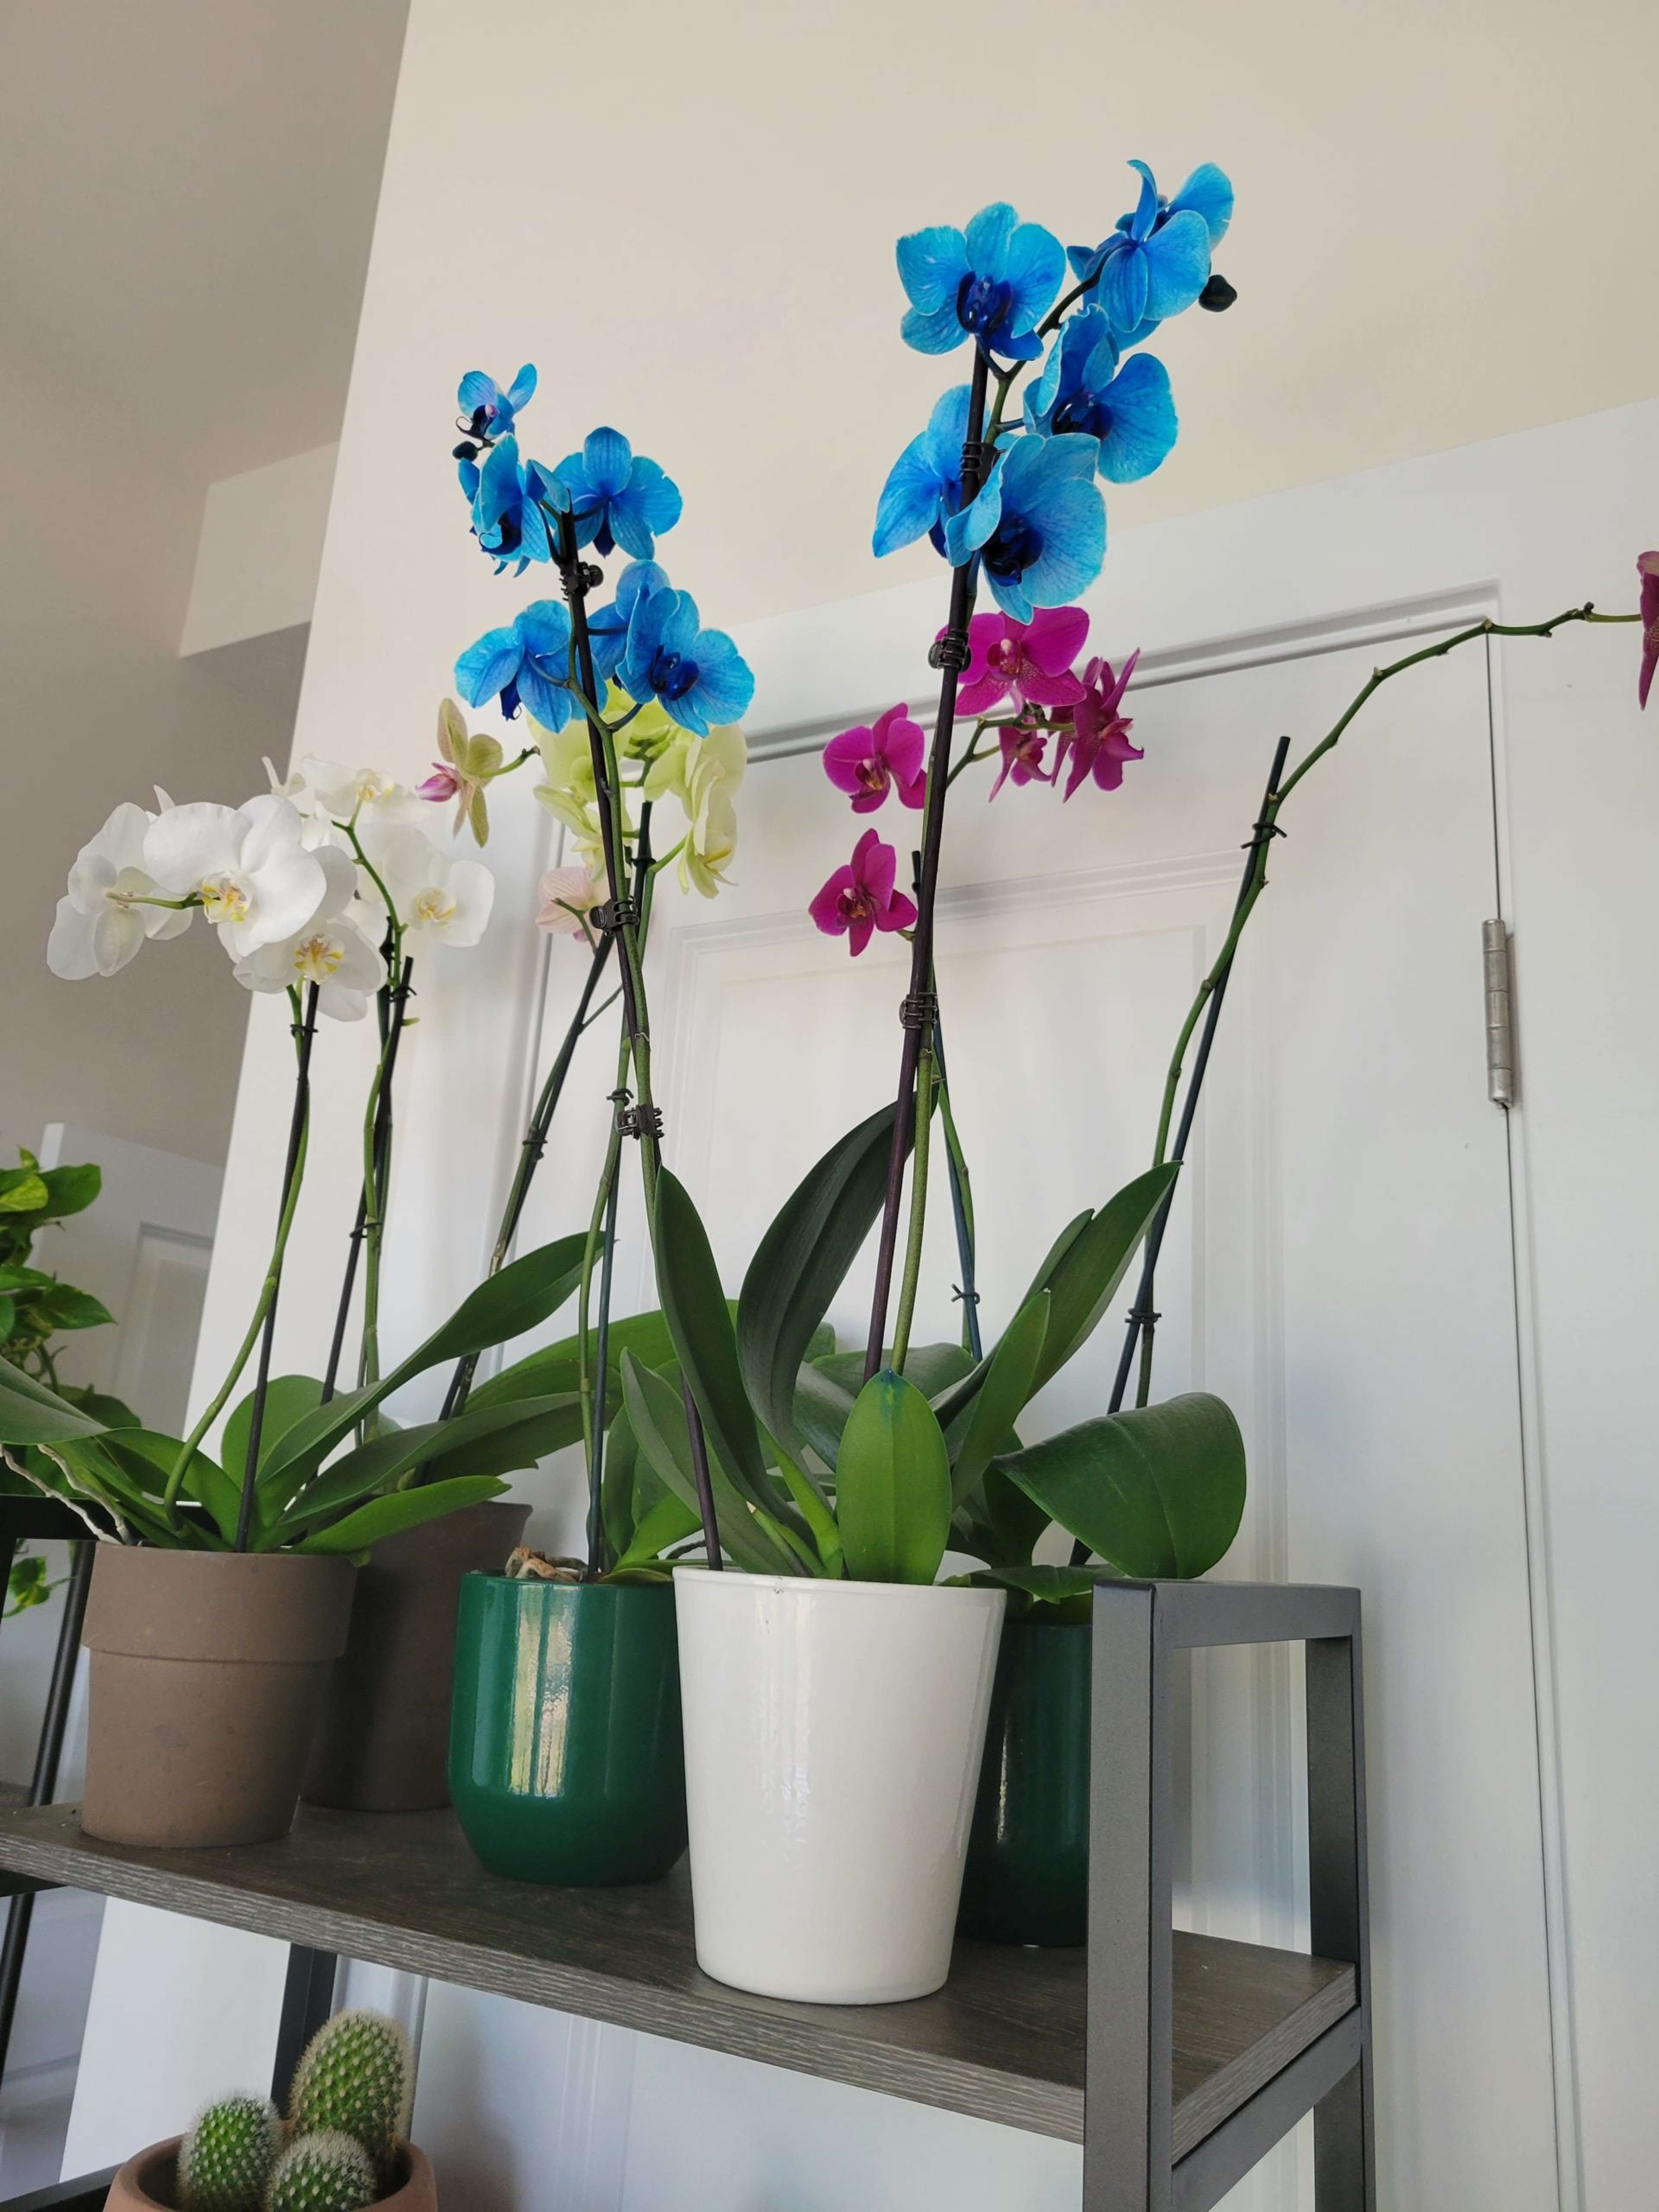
left=0, top=1804, right=1353, bottom=2155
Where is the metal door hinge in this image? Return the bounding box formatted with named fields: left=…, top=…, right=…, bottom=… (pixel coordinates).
left=1483, top=919, right=1516, bottom=1107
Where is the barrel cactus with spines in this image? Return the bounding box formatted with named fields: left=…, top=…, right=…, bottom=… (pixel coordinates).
left=178, top=2092, right=280, bottom=2212
left=266, top=2130, right=377, bottom=2212
left=287, top=2009, right=412, bottom=2185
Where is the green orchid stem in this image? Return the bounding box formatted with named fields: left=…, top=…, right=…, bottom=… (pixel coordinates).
left=166, top=986, right=319, bottom=1530
left=578, top=1031, right=630, bottom=1578
left=321, top=953, right=414, bottom=1409
left=931, top=1015, right=982, bottom=1361
left=890, top=1046, right=935, bottom=1375
left=865, top=342, right=992, bottom=1380
left=555, top=513, right=722, bottom=1570
left=1065, top=597, right=1636, bottom=1567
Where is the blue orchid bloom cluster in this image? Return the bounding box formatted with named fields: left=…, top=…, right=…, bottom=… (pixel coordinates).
left=874, top=159, right=1234, bottom=621
left=449, top=369, right=754, bottom=740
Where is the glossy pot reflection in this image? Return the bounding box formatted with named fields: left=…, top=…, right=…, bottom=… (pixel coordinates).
left=449, top=1576, right=686, bottom=1885
left=959, top=1618, right=1091, bottom=1946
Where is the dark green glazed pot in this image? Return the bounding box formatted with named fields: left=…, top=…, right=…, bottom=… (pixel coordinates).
left=957, top=1618, right=1090, bottom=1945
left=449, top=1575, right=686, bottom=1885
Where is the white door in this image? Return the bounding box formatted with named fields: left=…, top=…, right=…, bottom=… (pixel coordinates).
left=1, top=1127, right=219, bottom=2196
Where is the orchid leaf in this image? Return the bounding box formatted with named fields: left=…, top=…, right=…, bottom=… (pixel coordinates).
left=737, top=1103, right=907, bottom=1469
left=614, top=1490, right=701, bottom=1574
left=0, top=1355, right=113, bottom=1447
left=621, top=1352, right=800, bottom=1576
left=601, top=1403, right=642, bottom=1564
left=292, top=1475, right=509, bottom=1556
left=226, top=1375, right=324, bottom=1490
left=469, top=1305, right=684, bottom=1412
left=949, top=1290, right=1049, bottom=1506
left=1030, top=1164, right=1179, bottom=1390
left=652, top=1171, right=775, bottom=1517
left=835, top=1368, right=951, bottom=1586
left=36, top=1164, right=101, bottom=1220
left=998, top=1392, right=1246, bottom=1578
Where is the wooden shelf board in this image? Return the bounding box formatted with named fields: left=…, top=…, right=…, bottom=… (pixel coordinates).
left=0, top=1803, right=1354, bottom=2151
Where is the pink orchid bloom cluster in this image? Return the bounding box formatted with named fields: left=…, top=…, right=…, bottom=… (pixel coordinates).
left=810, top=604, right=1143, bottom=955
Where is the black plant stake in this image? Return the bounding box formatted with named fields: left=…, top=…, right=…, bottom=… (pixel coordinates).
left=864, top=344, right=992, bottom=1379
left=321, top=956, right=415, bottom=1405
left=555, top=512, right=723, bottom=1567
left=909, top=851, right=982, bottom=1362
left=235, top=983, right=320, bottom=1550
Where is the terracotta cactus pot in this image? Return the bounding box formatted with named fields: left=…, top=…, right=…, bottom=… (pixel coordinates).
left=79, top=1548, right=356, bottom=1849
left=304, top=1498, right=531, bottom=1813
left=104, top=2137, right=437, bottom=2209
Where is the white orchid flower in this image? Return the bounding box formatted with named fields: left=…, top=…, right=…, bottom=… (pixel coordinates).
left=368, top=825, right=494, bottom=948
left=46, top=802, right=194, bottom=979
left=301, top=756, right=431, bottom=836
left=680, top=784, right=738, bottom=899
left=142, top=794, right=328, bottom=960
left=234, top=905, right=386, bottom=1021
left=537, top=864, right=603, bottom=938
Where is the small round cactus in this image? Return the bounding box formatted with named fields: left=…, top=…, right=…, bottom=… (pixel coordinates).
left=178, top=2093, right=280, bottom=2212
left=287, top=2009, right=411, bottom=2185
left=266, top=2130, right=376, bottom=2212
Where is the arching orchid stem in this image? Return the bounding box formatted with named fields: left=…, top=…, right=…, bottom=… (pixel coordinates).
left=555, top=512, right=722, bottom=1570
left=864, top=342, right=992, bottom=1379
left=233, top=984, right=320, bottom=1549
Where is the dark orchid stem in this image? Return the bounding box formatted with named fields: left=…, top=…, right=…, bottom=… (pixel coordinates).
left=864, top=343, right=991, bottom=1380
left=321, top=956, right=414, bottom=1405
left=909, top=852, right=982, bottom=1361
left=235, top=984, right=319, bottom=1551
left=437, top=929, right=615, bottom=1430
left=556, top=513, right=722, bottom=1570
left=587, top=1157, right=622, bottom=1578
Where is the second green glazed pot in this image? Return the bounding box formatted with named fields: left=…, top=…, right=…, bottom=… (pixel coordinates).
left=449, top=1575, right=686, bottom=1885
left=957, top=1617, right=1090, bottom=1946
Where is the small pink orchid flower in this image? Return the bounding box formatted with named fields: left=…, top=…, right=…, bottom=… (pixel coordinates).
left=988, top=722, right=1053, bottom=798
left=417, top=763, right=462, bottom=804
left=1639, top=551, right=1659, bottom=710
left=537, top=864, right=601, bottom=938
left=1057, top=649, right=1143, bottom=799
left=808, top=829, right=917, bottom=956
left=955, top=605, right=1090, bottom=717
left=823, top=703, right=925, bottom=812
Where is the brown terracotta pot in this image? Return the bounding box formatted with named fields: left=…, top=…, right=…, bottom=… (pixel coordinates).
left=303, top=1498, right=531, bottom=1813
left=80, top=1548, right=356, bottom=1849
left=105, top=2137, right=437, bottom=2210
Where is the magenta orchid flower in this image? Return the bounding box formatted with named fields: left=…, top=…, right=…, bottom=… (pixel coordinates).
left=808, top=829, right=918, bottom=955
left=824, top=704, right=926, bottom=813
left=955, top=605, right=1090, bottom=717
left=1058, top=649, right=1142, bottom=798
left=1640, top=551, right=1659, bottom=710
left=989, top=722, right=1053, bottom=798
left=416, top=763, right=461, bottom=804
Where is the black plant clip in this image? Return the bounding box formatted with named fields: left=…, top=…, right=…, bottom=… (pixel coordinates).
left=928, top=629, right=971, bottom=673
left=613, top=1096, right=663, bottom=1142
left=591, top=896, right=639, bottom=935
left=557, top=555, right=605, bottom=602
left=899, top=989, right=939, bottom=1032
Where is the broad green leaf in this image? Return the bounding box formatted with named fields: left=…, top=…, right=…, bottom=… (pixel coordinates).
left=65, top=1388, right=142, bottom=1431
left=774, top=1451, right=843, bottom=1576
left=0, top=1267, right=54, bottom=1292
left=601, top=1403, right=642, bottom=1564
left=0, top=1171, right=49, bottom=1215
left=100, top=1430, right=238, bottom=1546
left=1030, top=1164, right=1179, bottom=1392
left=36, top=1284, right=114, bottom=1332
left=417, top=1392, right=584, bottom=1482
left=469, top=1305, right=684, bottom=1413
left=621, top=1352, right=800, bottom=1576
left=613, top=1490, right=701, bottom=1573
left=998, top=1393, right=1246, bottom=1579
left=835, top=1368, right=951, bottom=1586
left=292, top=1475, right=509, bottom=1556
left=225, top=1374, right=324, bottom=1489
left=981, top=1461, right=1049, bottom=1565
left=272, top=1423, right=448, bottom=1534
left=0, top=1355, right=114, bottom=1446
left=0, top=1297, right=14, bottom=1344
left=736, top=1104, right=905, bottom=1470
left=815, top=1341, right=975, bottom=1401
left=37, top=1164, right=101, bottom=1220
left=256, top=1233, right=587, bottom=1497
left=793, top=1361, right=857, bottom=1469
left=653, top=1171, right=774, bottom=1516
left=949, top=1290, right=1050, bottom=1506
left=948, top=1560, right=1119, bottom=1623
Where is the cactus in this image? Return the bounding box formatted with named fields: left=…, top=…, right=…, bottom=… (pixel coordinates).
left=265, top=2131, right=376, bottom=2212
left=287, top=2009, right=411, bottom=2185
left=178, top=2093, right=280, bottom=2212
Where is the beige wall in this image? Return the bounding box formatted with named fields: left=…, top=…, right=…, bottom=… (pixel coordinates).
left=0, top=340, right=295, bottom=1167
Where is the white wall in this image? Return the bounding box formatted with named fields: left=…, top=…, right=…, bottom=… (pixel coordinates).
left=0, top=336, right=297, bottom=1170
left=180, top=444, right=338, bottom=658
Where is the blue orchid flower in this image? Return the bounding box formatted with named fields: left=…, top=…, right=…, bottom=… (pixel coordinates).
left=897, top=203, right=1065, bottom=361
left=620, top=589, right=755, bottom=738
left=553, top=428, right=683, bottom=560
left=588, top=560, right=672, bottom=683
left=1023, top=308, right=1178, bottom=484
left=944, top=433, right=1106, bottom=623
left=454, top=600, right=589, bottom=731
left=456, top=363, right=537, bottom=439
left=1068, top=162, right=1230, bottom=340
left=459, top=435, right=569, bottom=575
left=872, top=385, right=974, bottom=558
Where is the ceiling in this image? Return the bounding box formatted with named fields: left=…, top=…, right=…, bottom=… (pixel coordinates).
left=0, top=0, right=409, bottom=484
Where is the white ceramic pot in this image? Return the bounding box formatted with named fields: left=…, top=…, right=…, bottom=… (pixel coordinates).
left=674, top=1568, right=1006, bottom=2004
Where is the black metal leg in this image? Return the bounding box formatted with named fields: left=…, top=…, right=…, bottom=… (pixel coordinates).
left=271, top=1945, right=338, bottom=2109
left=0, top=2171, right=119, bottom=2210
left=0, top=1542, right=95, bottom=2080
left=1307, top=1625, right=1376, bottom=2208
